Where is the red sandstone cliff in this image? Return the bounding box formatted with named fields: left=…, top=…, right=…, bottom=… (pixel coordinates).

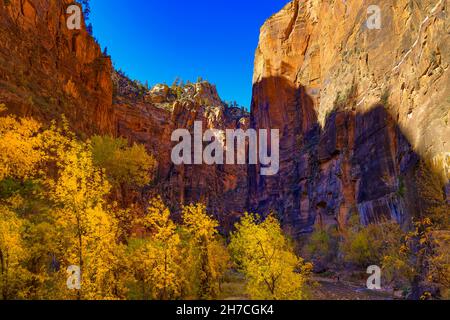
left=249, top=0, right=450, bottom=235
left=113, top=72, right=249, bottom=229
left=0, top=0, right=114, bottom=135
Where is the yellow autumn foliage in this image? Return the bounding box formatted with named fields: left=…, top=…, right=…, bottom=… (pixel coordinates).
left=91, top=135, right=157, bottom=188
left=0, top=110, right=42, bottom=181
left=128, top=197, right=185, bottom=300
left=182, top=203, right=229, bottom=299
left=230, top=213, right=312, bottom=300
left=45, top=130, right=125, bottom=300
left=0, top=205, right=29, bottom=299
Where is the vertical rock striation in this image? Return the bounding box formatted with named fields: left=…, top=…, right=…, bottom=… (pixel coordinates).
left=113, top=73, right=249, bottom=229
left=249, top=0, right=449, bottom=235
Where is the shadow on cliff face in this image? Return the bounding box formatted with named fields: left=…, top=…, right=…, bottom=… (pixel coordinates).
left=248, top=76, right=318, bottom=234
left=248, top=76, right=448, bottom=237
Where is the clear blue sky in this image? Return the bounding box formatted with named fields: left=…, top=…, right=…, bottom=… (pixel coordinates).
left=89, top=0, right=290, bottom=108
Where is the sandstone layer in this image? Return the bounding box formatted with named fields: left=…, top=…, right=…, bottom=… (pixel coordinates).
left=113, top=72, right=250, bottom=229
left=249, top=0, right=450, bottom=235
left=0, top=0, right=115, bottom=135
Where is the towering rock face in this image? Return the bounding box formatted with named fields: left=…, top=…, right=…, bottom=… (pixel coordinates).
left=0, top=0, right=115, bottom=135
left=113, top=73, right=249, bottom=229
left=0, top=0, right=249, bottom=229
left=250, top=0, right=450, bottom=235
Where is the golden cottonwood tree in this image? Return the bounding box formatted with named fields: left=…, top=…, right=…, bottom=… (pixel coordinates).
left=0, top=107, right=41, bottom=299
left=90, top=135, right=157, bottom=240
left=91, top=135, right=157, bottom=208
left=0, top=107, right=42, bottom=181
left=182, top=204, right=229, bottom=299
left=91, top=135, right=156, bottom=188
left=0, top=205, right=29, bottom=299
left=128, top=197, right=185, bottom=300
left=230, top=214, right=312, bottom=300
left=41, top=125, right=126, bottom=300
left=127, top=238, right=158, bottom=300
left=0, top=111, right=134, bottom=300
left=147, top=197, right=185, bottom=299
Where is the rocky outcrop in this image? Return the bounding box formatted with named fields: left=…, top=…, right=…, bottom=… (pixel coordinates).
left=249, top=0, right=450, bottom=235
left=113, top=72, right=249, bottom=229
left=0, top=0, right=115, bottom=135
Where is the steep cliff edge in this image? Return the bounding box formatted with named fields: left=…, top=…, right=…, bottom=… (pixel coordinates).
left=0, top=0, right=114, bottom=135
left=249, top=0, right=450, bottom=235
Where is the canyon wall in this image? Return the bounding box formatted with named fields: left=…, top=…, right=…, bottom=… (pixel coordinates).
left=113, top=73, right=249, bottom=228
left=1, top=0, right=448, bottom=235
left=249, top=0, right=450, bottom=235
left=0, top=0, right=115, bottom=135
